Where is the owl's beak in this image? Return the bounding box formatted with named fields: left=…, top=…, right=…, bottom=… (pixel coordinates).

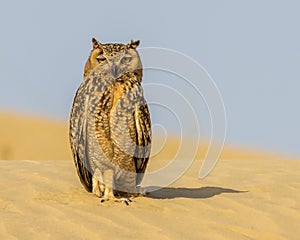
left=112, top=64, right=118, bottom=78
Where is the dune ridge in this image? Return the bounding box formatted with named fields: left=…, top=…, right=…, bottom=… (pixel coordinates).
left=0, top=112, right=292, bottom=161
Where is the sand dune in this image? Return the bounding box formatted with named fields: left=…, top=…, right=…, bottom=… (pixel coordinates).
left=0, top=112, right=72, bottom=160
left=0, top=112, right=299, bottom=239
left=0, top=159, right=299, bottom=240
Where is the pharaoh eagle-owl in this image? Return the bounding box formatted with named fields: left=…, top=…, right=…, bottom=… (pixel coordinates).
left=69, top=38, right=151, bottom=204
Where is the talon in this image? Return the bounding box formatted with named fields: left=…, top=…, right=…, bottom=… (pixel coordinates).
left=100, top=196, right=133, bottom=205
left=117, top=198, right=133, bottom=205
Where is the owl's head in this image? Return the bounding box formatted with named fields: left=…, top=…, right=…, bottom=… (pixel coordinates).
left=84, top=38, right=142, bottom=80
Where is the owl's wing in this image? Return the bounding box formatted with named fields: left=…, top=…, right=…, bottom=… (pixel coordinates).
left=69, top=80, right=93, bottom=192
left=70, top=73, right=115, bottom=192
left=131, top=100, right=152, bottom=185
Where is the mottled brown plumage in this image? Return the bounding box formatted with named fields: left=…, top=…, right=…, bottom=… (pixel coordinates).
left=69, top=38, right=151, bottom=203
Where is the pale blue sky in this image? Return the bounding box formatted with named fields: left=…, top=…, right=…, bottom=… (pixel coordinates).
left=0, top=0, right=299, bottom=157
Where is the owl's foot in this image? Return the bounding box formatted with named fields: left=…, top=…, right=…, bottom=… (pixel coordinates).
left=100, top=197, right=133, bottom=206
left=92, top=170, right=105, bottom=197
left=92, top=182, right=105, bottom=198
left=119, top=198, right=133, bottom=206
left=99, top=182, right=134, bottom=205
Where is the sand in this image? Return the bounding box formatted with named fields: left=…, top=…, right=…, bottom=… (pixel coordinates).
left=0, top=112, right=72, bottom=160
left=0, top=159, right=299, bottom=240
left=0, top=112, right=299, bottom=239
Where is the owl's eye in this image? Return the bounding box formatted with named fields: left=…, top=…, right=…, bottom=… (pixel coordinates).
left=96, top=55, right=106, bottom=63
left=121, top=55, right=132, bottom=64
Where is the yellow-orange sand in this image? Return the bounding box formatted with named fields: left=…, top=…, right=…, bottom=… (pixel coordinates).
left=0, top=112, right=72, bottom=160
left=0, top=112, right=289, bottom=161
left=0, top=112, right=299, bottom=239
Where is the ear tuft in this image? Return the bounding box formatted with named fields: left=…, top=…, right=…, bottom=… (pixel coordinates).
left=128, top=40, right=140, bottom=49
left=92, top=38, right=102, bottom=49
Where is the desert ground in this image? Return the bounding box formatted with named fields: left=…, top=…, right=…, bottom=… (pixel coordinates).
left=0, top=112, right=299, bottom=240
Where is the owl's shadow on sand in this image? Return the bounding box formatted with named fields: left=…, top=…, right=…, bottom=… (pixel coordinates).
left=145, top=186, right=247, bottom=199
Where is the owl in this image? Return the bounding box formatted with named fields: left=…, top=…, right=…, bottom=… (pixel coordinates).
left=69, top=38, right=151, bottom=204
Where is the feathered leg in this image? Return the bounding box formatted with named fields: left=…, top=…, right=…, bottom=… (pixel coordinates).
left=100, top=169, right=132, bottom=205
left=92, top=168, right=105, bottom=197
